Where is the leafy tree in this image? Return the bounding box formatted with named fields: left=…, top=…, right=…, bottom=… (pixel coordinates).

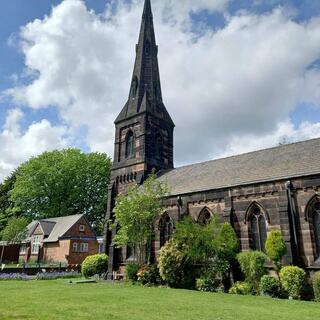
left=237, top=250, right=267, bottom=294
left=0, top=217, right=28, bottom=263
left=113, top=174, right=168, bottom=264
left=214, top=223, right=239, bottom=286
left=173, top=216, right=218, bottom=266
left=9, top=149, right=112, bottom=234
left=0, top=172, right=20, bottom=232
left=265, top=229, right=286, bottom=276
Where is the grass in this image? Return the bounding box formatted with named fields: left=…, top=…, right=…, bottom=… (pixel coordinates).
left=0, top=281, right=319, bottom=320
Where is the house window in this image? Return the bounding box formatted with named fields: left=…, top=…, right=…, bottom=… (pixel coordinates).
left=310, top=201, right=320, bottom=257
left=249, top=205, right=267, bottom=252
left=79, top=225, right=85, bottom=232
left=159, top=214, right=173, bottom=248
left=31, top=235, right=42, bottom=254
left=72, top=242, right=78, bottom=253
left=20, top=243, right=27, bottom=255
left=80, top=243, right=89, bottom=253
left=126, top=131, right=135, bottom=158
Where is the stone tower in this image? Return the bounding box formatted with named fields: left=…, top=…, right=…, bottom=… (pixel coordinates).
left=104, top=0, right=175, bottom=276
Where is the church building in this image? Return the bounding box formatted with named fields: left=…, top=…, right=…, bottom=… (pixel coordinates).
left=104, top=0, right=320, bottom=278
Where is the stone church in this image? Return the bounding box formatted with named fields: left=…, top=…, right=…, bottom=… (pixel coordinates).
left=104, top=0, right=320, bottom=277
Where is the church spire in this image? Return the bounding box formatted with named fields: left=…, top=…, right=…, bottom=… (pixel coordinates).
left=115, top=0, right=174, bottom=126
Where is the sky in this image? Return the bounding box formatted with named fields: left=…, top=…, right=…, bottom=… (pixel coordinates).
left=0, top=0, right=320, bottom=181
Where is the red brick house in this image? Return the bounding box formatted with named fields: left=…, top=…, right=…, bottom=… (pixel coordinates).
left=19, top=214, right=98, bottom=265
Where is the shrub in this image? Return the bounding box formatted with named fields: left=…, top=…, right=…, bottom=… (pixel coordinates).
left=158, top=240, right=194, bottom=288
left=280, top=266, right=306, bottom=300
left=265, top=230, right=286, bottom=274
left=313, top=272, right=320, bottom=302
left=196, top=277, right=222, bottom=292
left=237, top=251, right=267, bottom=294
left=137, top=264, right=161, bottom=285
left=36, top=272, right=81, bottom=280
left=229, top=282, right=253, bottom=295
left=125, top=263, right=141, bottom=282
left=260, top=275, right=281, bottom=298
left=81, top=254, right=108, bottom=278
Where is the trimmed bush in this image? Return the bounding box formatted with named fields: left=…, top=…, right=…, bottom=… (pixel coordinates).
left=229, top=282, right=253, bottom=295
left=196, top=278, right=222, bottom=293
left=280, top=266, right=306, bottom=300
left=237, top=251, right=267, bottom=294
left=260, top=275, right=281, bottom=298
left=81, top=254, right=108, bottom=278
left=265, top=230, right=286, bottom=273
left=313, top=272, right=320, bottom=302
left=137, top=264, right=161, bottom=285
left=158, top=240, right=194, bottom=288
left=125, top=263, right=141, bottom=282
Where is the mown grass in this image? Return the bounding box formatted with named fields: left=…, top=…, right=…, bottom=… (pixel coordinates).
left=0, top=281, right=319, bottom=320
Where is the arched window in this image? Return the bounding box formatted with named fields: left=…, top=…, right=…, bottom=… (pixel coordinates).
left=198, top=208, right=212, bottom=225
left=155, top=134, right=163, bottom=159
left=309, top=201, right=320, bottom=258
left=126, top=131, right=135, bottom=158
left=159, top=214, right=173, bottom=248
left=248, top=204, right=267, bottom=252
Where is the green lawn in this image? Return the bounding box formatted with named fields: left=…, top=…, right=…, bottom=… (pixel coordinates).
left=0, top=281, right=319, bottom=320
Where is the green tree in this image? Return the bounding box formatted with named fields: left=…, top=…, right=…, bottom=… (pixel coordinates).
left=0, top=172, right=21, bottom=232
left=265, top=229, right=286, bottom=276
left=9, top=149, right=112, bottom=234
left=214, top=223, right=239, bottom=285
left=0, top=217, right=28, bottom=263
left=113, top=174, right=169, bottom=264
left=173, top=216, right=218, bottom=266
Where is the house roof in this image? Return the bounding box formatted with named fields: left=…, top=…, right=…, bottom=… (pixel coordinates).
left=41, top=214, right=83, bottom=243
left=157, top=138, right=320, bottom=196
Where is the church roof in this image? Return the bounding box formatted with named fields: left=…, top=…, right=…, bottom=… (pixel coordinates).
left=157, top=138, right=320, bottom=196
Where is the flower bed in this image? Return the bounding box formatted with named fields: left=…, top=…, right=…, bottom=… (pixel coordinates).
left=36, top=271, right=81, bottom=280
left=0, top=273, right=29, bottom=281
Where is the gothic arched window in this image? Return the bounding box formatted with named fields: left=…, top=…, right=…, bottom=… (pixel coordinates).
left=159, top=214, right=173, bottom=248
left=198, top=208, right=212, bottom=225
left=309, top=201, right=320, bottom=258
left=249, top=204, right=267, bottom=252
left=126, top=131, right=135, bottom=158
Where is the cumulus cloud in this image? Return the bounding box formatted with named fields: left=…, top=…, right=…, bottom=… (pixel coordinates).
left=4, top=0, right=320, bottom=169
left=0, top=108, right=69, bottom=180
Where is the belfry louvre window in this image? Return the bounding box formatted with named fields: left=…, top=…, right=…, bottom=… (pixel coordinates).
left=311, top=202, right=320, bottom=257
left=126, top=131, right=135, bottom=158
left=249, top=206, right=267, bottom=252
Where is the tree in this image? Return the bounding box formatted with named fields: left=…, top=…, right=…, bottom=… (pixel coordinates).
left=113, top=174, right=169, bottom=264
left=0, top=172, right=20, bottom=232
left=8, top=149, right=112, bottom=234
left=0, top=217, right=28, bottom=263
left=265, top=229, right=286, bottom=276
left=214, top=223, right=239, bottom=286
left=173, top=216, right=218, bottom=266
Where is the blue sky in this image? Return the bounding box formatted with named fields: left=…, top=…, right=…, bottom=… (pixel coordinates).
left=0, top=0, right=320, bottom=180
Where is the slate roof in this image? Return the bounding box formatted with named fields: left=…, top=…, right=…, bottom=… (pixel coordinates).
left=24, top=214, right=84, bottom=243
left=157, top=138, right=320, bottom=196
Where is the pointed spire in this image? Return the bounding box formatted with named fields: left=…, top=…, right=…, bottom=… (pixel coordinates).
left=115, top=0, right=174, bottom=126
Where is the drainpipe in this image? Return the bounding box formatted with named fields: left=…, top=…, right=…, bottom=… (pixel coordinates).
left=286, top=181, right=299, bottom=265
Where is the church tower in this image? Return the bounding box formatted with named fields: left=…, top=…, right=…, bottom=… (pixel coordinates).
left=104, top=0, right=175, bottom=276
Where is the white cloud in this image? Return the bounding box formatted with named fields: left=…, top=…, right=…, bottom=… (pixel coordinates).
left=0, top=108, right=69, bottom=181
left=4, top=0, right=320, bottom=169
left=221, top=120, right=320, bottom=157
